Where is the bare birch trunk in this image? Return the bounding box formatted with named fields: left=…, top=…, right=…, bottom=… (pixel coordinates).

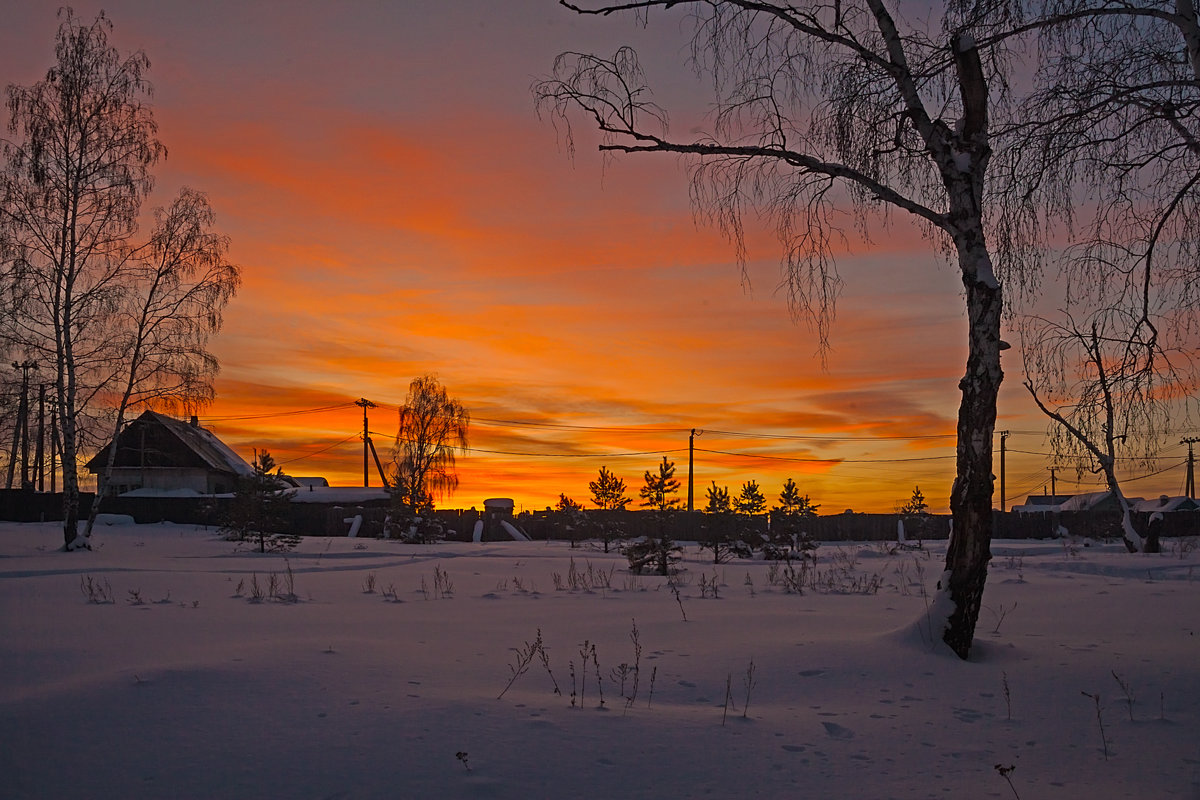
left=943, top=250, right=1002, bottom=658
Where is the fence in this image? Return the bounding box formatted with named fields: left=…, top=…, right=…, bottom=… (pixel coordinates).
left=2, top=490, right=1196, bottom=541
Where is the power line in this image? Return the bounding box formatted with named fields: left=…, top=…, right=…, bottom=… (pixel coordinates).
left=695, top=447, right=956, bottom=464
left=1121, top=460, right=1188, bottom=484
left=471, top=416, right=691, bottom=434
left=275, top=434, right=360, bottom=466
left=373, top=428, right=959, bottom=464
left=1008, top=448, right=1185, bottom=462
left=468, top=446, right=690, bottom=459
left=380, top=430, right=687, bottom=458
left=199, top=401, right=1196, bottom=492
left=701, top=429, right=956, bottom=442
left=201, top=403, right=357, bottom=422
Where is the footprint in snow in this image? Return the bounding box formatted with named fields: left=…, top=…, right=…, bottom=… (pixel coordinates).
left=822, top=722, right=855, bottom=740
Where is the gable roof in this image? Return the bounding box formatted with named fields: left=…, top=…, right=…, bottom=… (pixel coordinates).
left=86, top=411, right=254, bottom=477
left=1012, top=491, right=1149, bottom=513
left=1133, top=495, right=1200, bottom=513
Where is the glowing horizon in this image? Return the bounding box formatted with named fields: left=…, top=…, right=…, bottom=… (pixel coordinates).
left=3, top=1, right=1194, bottom=514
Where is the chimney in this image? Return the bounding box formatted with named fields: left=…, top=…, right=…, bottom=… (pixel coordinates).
left=190, top=415, right=199, bottom=427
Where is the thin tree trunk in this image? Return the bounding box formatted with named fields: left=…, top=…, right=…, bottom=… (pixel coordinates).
left=943, top=245, right=1003, bottom=659
left=60, top=413, right=80, bottom=548
left=85, top=411, right=126, bottom=540
left=1100, top=461, right=1144, bottom=553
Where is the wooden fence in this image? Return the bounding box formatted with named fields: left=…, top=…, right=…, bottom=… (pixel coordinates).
left=2, top=490, right=1196, bottom=541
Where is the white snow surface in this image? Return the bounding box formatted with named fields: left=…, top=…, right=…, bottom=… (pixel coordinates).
left=2, top=522, right=1198, bottom=799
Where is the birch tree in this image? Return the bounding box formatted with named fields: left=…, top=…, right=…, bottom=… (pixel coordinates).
left=0, top=10, right=239, bottom=547
left=535, top=0, right=1030, bottom=658
left=388, top=374, right=470, bottom=515
left=1009, top=0, right=1200, bottom=552
left=85, top=188, right=240, bottom=539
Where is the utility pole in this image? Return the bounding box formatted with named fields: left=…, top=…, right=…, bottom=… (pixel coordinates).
left=1047, top=466, right=1058, bottom=500
left=10, top=361, right=36, bottom=490
left=355, top=398, right=376, bottom=488
left=49, top=407, right=57, bottom=493
left=999, top=430, right=1009, bottom=512
left=5, top=401, right=17, bottom=490
left=35, top=385, right=46, bottom=492
left=1183, top=437, right=1199, bottom=500
left=687, top=428, right=702, bottom=512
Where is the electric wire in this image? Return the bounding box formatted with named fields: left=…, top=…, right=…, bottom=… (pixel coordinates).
left=200, top=403, right=357, bottom=422
left=193, top=401, right=1193, bottom=493
left=274, top=434, right=360, bottom=466
left=695, top=448, right=956, bottom=464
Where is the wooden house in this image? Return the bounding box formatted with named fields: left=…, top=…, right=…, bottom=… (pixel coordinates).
left=86, top=411, right=253, bottom=496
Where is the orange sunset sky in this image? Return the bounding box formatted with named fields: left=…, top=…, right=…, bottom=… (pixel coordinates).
left=3, top=1, right=1196, bottom=513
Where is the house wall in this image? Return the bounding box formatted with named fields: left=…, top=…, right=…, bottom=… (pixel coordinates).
left=104, top=468, right=234, bottom=496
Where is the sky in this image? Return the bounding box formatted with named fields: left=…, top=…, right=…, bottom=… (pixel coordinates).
left=2, top=1, right=1196, bottom=512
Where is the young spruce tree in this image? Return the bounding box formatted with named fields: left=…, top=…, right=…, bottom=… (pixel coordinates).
left=223, top=451, right=297, bottom=553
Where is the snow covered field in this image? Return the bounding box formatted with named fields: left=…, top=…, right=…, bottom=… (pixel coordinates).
left=1, top=520, right=1198, bottom=799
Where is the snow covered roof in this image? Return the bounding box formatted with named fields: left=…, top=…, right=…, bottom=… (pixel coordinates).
left=1014, top=490, right=1151, bottom=513
left=286, top=486, right=390, bottom=504
left=1055, top=491, right=1113, bottom=512
left=287, top=476, right=329, bottom=488
left=1133, top=495, right=1200, bottom=513
left=86, top=410, right=254, bottom=477
left=1012, top=494, right=1074, bottom=513
left=1022, top=494, right=1073, bottom=507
